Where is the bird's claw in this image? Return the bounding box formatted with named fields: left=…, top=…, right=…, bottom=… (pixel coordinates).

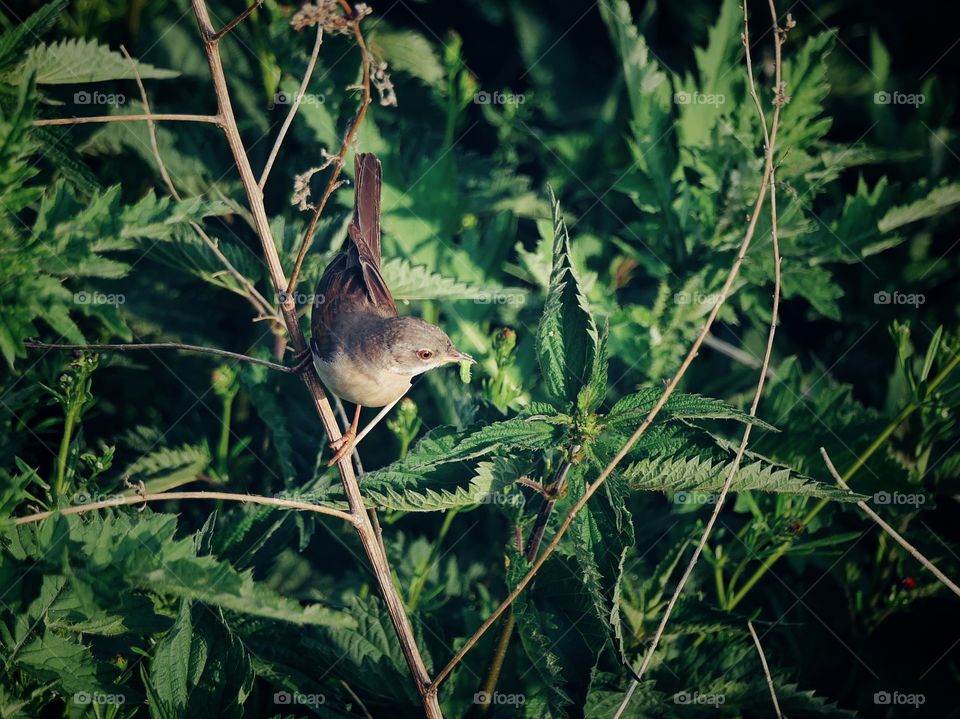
left=292, top=348, right=313, bottom=374
left=327, top=429, right=357, bottom=466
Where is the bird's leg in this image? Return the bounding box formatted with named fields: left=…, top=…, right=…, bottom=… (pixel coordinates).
left=291, top=347, right=313, bottom=374
left=326, top=394, right=406, bottom=467
left=328, top=403, right=361, bottom=466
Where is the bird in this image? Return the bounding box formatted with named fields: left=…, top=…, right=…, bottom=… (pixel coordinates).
left=310, top=152, right=474, bottom=466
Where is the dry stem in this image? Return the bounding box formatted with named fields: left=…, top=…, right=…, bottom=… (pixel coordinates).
left=284, top=0, right=373, bottom=299
left=189, top=3, right=440, bottom=715
left=15, top=490, right=354, bottom=525
left=822, top=448, right=960, bottom=599
left=748, top=620, right=784, bottom=719
left=430, top=0, right=785, bottom=697
left=614, top=2, right=785, bottom=712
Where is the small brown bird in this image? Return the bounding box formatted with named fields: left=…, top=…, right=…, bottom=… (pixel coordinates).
left=311, top=153, right=474, bottom=465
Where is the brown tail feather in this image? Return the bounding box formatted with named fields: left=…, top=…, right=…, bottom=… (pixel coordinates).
left=351, top=153, right=382, bottom=265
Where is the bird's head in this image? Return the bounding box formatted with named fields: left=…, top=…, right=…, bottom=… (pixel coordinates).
left=380, top=316, right=474, bottom=376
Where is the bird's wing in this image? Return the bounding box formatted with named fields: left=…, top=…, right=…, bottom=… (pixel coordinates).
left=311, top=153, right=397, bottom=359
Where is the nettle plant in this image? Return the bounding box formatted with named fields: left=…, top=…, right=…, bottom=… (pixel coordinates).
left=1, top=0, right=959, bottom=717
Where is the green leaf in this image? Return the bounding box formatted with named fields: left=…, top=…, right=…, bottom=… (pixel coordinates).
left=24, top=39, right=179, bottom=84
left=147, top=602, right=254, bottom=719
left=118, top=442, right=211, bottom=495
left=380, top=256, right=526, bottom=303
left=878, top=181, right=960, bottom=234
left=0, top=0, right=67, bottom=74
left=536, top=190, right=599, bottom=407
left=625, top=452, right=862, bottom=501
left=606, top=388, right=778, bottom=432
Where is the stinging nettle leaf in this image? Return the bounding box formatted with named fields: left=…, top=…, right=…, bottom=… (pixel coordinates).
left=536, top=189, right=599, bottom=408
left=24, top=38, right=179, bottom=84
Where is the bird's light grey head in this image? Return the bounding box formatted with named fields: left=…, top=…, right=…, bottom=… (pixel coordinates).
left=380, top=316, right=474, bottom=376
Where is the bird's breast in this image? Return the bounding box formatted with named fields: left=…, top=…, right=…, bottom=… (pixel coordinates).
left=313, top=354, right=411, bottom=407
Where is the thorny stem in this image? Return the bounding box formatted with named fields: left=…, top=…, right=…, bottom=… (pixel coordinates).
left=188, top=3, right=440, bottom=715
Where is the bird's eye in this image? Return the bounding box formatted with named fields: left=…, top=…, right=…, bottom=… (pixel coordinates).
left=417, top=349, right=433, bottom=361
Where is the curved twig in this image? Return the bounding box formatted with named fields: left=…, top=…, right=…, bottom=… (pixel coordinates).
left=284, top=0, right=373, bottom=299
left=429, top=0, right=786, bottom=695
left=33, top=114, right=221, bottom=127
left=14, top=490, right=354, bottom=525
left=748, top=620, right=784, bottom=719
left=118, top=45, right=279, bottom=323
left=189, top=3, right=440, bottom=715
left=259, top=25, right=325, bottom=190
left=24, top=341, right=303, bottom=374
left=614, top=2, right=786, bottom=712
left=822, top=448, right=960, bottom=599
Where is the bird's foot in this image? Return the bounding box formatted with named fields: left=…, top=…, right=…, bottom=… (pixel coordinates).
left=291, top=348, right=313, bottom=374
left=327, top=429, right=357, bottom=466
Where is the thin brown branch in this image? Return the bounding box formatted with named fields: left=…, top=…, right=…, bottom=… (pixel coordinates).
left=822, top=447, right=960, bottom=599
left=188, top=3, right=439, bottom=715
left=339, top=679, right=374, bottom=719
left=211, top=0, right=264, bottom=41
left=24, top=341, right=301, bottom=373
left=14, top=490, right=354, bottom=525
left=284, top=0, right=373, bottom=299
left=259, top=25, right=325, bottom=190
left=748, top=620, right=784, bottom=719
left=615, top=3, right=786, bottom=712
left=430, top=0, right=785, bottom=697
left=33, top=114, right=221, bottom=127
left=119, top=45, right=279, bottom=323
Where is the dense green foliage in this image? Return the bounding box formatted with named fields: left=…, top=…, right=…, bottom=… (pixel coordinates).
left=1, top=0, right=959, bottom=716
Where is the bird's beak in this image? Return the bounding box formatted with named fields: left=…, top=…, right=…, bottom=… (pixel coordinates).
left=448, top=349, right=476, bottom=364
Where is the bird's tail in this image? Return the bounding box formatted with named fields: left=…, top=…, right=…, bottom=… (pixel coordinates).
left=350, top=152, right=382, bottom=265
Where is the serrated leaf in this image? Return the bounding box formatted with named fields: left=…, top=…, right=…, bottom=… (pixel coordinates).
left=24, top=38, right=179, bottom=84
left=536, top=190, right=599, bottom=407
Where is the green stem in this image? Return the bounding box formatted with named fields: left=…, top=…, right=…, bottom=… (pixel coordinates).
left=713, top=552, right=728, bottom=608
left=478, top=612, right=516, bottom=714
left=53, top=407, right=79, bottom=501
left=727, top=350, right=960, bottom=610
left=407, top=508, right=459, bottom=611
left=217, top=393, right=235, bottom=475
